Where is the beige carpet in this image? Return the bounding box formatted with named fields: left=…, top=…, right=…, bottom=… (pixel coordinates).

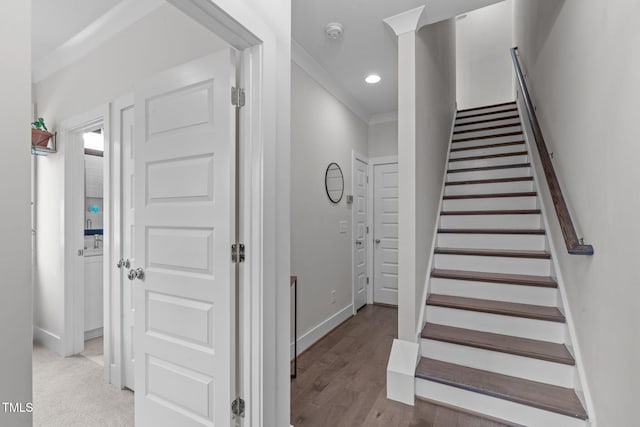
left=33, top=341, right=134, bottom=427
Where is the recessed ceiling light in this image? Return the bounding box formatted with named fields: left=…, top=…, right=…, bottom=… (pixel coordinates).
left=365, top=74, right=381, bottom=84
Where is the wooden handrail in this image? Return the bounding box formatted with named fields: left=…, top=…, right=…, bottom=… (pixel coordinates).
left=510, top=47, right=594, bottom=255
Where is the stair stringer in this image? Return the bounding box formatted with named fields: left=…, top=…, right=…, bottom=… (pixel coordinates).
left=515, top=98, right=597, bottom=426
left=414, top=109, right=458, bottom=341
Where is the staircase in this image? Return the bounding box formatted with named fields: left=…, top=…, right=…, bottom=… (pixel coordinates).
left=415, top=101, right=590, bottom=426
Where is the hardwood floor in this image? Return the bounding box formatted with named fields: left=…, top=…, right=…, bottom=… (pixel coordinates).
left=291, top=305, right=516, bottom=427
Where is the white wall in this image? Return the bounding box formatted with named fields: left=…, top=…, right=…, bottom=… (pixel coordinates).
left=0, top=1, right=32, bottom=426
left=397, top=19, right=457, bottom=341
left=413, top=20, right=457, bottom=332
left=456, top=0, right=514, bottom=109
left=514, top=1, right=640, bottom=425
left=290, top=63, right=368, bottom=346
left=368, top=120, right=399, bottom=157
left=33, top=4, right=228, bottom=351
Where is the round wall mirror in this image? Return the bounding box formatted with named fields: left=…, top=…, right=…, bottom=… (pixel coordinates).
left=325, top=163, right=344, bottom=203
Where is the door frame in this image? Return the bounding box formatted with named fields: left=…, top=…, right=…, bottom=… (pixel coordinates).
left=351, top=150, right=369, bottom=314
left=368, top=155, right=398, bottom=305
left=103, top=2, right=286, bottom=425
left=59, top=103, right=110, bottom=359
left=108, top=93, right=134, bottom=389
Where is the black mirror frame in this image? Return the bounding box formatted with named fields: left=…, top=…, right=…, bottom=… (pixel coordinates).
left=325, top=162, right=344, bottom=204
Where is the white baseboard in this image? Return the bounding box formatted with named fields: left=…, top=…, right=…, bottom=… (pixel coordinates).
left=84, top=327, right=104, bottom=341
left=33, top=326, right=63, bottom=356
left=290, top=304, right=353, bottom=359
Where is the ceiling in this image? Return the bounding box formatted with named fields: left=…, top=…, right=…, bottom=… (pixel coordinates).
left=32, top=0, right=123, bottom=61
left=292, top=0, right=505, bottom=120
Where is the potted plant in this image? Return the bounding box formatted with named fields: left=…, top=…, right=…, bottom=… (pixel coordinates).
left=31, top=117, right=52, bottom=148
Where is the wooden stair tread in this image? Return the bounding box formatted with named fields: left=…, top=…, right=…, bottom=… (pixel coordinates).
left=435, top=247, right=551, bottom=259
left=455, top=108, right=518, bottom=120
left=438, top=228, right=545, bottom=235
left=449, top=151, right=528, bottom=162
left=415, top=358, right=587, bottom=419
left=446, top=176, right=533, bottom=186
left=421, top=323, right=575, bottom=365
left=450, top=140, right=525, bottom=153
left=443, top=192, right=536, bottom=200
left=440, top=209, right=541, bottom=216
left=431, top=268, right=557, bottom=288
left=454, top=114, right=520, bottom=127
left=457, top=101, right=516, bottom=113
left=427, top=294, right=565, bottom=322
left=454, top=123, right=522, bottom=135
left=447, top=163, right=531, bottom=174
left=453, top=131, right=523, bottom=143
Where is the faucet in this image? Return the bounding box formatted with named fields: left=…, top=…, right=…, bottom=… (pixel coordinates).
left=86, top=218, right=92, bottom=229
left=94, top=234, right=102, bottom=249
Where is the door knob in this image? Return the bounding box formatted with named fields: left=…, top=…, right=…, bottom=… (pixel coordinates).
left=375, top=239, right=381, bottom=244
left=355, top=240, right=364, bottom=246
left=117, top=258, right=131, bottom=269
left=127, top=267, right=145, bottom=281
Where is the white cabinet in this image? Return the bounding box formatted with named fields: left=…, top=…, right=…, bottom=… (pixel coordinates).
left=84, top=255, right=103, bottom=335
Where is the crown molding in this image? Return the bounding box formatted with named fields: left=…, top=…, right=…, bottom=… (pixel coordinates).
left=32, top=0, right=164, bottom=83
left=383, top=6, right=425, bottom=36
left=291, top=39, right=370, bottom=123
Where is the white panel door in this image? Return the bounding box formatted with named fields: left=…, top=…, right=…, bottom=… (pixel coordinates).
left=373, top=163, right=399, bottom=305
left=353, top=157, right=368, bottom=311
left=134, top=50, right=236, bottom=427
left=121, top=103, right=136, bottom=391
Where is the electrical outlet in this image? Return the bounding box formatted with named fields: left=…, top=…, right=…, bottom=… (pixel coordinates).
left=331, top=290, right=336, bottom=304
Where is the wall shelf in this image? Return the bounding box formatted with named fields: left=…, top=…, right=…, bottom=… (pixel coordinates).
left=31, top=132, right=57, bottom=156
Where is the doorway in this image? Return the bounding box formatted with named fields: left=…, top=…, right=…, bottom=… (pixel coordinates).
left=352, top=151, right=369, bottom=312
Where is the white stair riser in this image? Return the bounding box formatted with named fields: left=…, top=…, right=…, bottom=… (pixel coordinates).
left=415, top=379, right=587, bottom=427
left=437, top=233, right=546, bottom=251
left=451, top=134, right=524, bottom=149
left=440, top=214, right=542, bottom=229
left=430, top=277, right=558, bottom=306
left=444, top=181, right=534, bottom=196
left=420, top=339, right=575, bottom=388
left=449, top=144, right=526, bottom=159
left=442, top=196, right=537, bottom=211
left=434, top=254, right=551, bottom=276
left=453, top=126, right=522, bottom=140
left=447, top=167, right=531, bottom=183
left=448, top=155, right=529, bottom=171
left=455, top=118, right=521, bottom=132
left=425, top=306, right=565, bottom=343
left=457, top=105, right=517, bottom=118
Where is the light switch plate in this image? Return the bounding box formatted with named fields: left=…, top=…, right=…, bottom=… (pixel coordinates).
left=339, top=220, right=348, bottom=234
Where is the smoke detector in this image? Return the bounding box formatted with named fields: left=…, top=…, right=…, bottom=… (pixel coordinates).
left=325, top=23, right=343, bottom=40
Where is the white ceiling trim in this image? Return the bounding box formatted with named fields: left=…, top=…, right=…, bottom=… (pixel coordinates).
left=383, top=6, right=425, bottom=36
left=32, top=0, right=164, bottom=83
left=369, top=111, right=398, bottom=125
left=291, top=39, right=370, bottom=124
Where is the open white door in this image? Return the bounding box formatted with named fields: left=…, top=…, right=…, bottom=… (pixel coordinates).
left=353, top=155, right=368, bottom=311
left=133, top=50, right=236, bottom=427
left=373, top=162, right=399, bottom=305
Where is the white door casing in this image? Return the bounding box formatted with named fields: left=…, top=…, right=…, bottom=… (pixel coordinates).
left=373, top=162, right=399, bottom=305
left=121, top=102, right=136, bottom=391
left=352, top=153, right=368, bottom=312
left=133, top=50, right=236, bottom=427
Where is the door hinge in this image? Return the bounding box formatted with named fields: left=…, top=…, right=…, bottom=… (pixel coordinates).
left=232, top=397, right=245, bottom=418
left=232, top=243, right=245, bottom=263
left=366, top=277, right=369, bottom=284
left=366, top=176, right=369, bottom=183
left=366, top=226, right=369, bottom=234
left=231, top=87, right=245, bottom=107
